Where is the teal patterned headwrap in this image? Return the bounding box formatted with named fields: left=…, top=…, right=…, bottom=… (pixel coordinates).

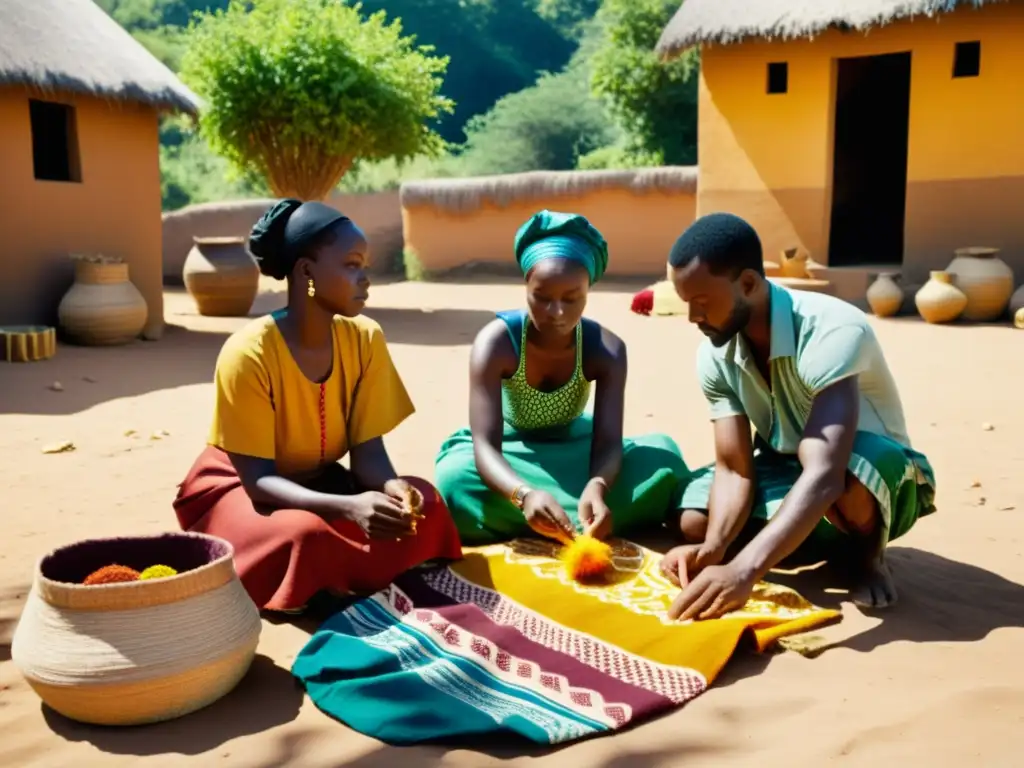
left=514, top=210, right=609, bottom=284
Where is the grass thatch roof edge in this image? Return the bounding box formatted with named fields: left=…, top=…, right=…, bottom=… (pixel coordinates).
left=400, top=167, right=698, bottom=214
left=0, top=0, right=200, bottom=115
left=656, top=0, right=999, bottom=60
left=1, top=75, right=201, bottom=115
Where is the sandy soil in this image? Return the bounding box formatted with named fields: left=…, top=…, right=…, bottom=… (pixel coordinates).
left=1, top=279, right=1022, bottom=768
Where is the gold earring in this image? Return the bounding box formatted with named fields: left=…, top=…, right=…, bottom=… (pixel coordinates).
left=307, top=278, right=315, bottom=298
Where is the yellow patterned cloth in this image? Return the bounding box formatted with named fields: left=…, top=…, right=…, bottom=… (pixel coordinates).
left=293, top=538, right=841, bottom=744
left=457, top=538, right=840, bottom=680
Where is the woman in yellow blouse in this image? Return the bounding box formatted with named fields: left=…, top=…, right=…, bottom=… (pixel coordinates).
left=174, top=199, right=462, bottom=613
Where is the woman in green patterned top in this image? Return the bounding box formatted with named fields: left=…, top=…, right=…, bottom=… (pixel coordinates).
left=434, top=210, right=691, bottom=545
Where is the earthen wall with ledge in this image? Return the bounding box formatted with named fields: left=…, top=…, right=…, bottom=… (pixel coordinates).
left=400, top=168, right=699, bottom=279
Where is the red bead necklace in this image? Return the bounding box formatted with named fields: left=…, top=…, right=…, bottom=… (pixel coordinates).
left=318, top=381, right=327, bottom=464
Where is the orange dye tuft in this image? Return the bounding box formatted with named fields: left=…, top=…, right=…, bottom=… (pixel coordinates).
left=559, top=535, right=613, bottom=582
left=82, top=564, right=141, bottom=585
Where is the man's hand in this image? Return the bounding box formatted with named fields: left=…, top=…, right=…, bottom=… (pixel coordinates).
left=578, top=479, right=613, bottom=540
left=667, top=562, right=755, bottom=621
left=658, top=543, right=723, bottom=587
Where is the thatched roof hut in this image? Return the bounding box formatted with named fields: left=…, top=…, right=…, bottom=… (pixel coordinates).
left=0, top=0, right=199, bottom=113
left=656, top=0, right=997, bottom=59
left=657, top=0, right=1024, bottom=298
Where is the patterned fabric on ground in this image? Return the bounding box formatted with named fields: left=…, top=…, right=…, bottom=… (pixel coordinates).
left=292, top=538, right=841, bottom=745
left=435, top=414, right=690, bottom=545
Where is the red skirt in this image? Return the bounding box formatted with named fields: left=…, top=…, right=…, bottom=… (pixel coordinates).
left=173, top=446, right=463, bottom=611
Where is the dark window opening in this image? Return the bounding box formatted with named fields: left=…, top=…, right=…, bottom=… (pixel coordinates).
left=30, top=99, right=81, bottom=182
left=767, top=62, right=788, bottom=94
left=953, top=41, right=981, bottom=78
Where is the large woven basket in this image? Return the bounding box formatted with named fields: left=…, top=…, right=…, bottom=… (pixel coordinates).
left=11, top=532, right=262, bottom=726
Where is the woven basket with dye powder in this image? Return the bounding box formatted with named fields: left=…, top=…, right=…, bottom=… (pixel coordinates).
left=11, top=532, right=262, bottom=726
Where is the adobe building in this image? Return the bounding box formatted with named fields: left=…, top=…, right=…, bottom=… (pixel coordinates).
left=0, top=0, right=199, bottom=337
left=658, top=0, right=1024, bottom=297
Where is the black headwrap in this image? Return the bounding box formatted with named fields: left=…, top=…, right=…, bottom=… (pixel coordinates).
left=248, top=199, right=351, bottom=279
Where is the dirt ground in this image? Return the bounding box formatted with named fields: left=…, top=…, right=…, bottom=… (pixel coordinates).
left=2, top=279, right=1022, bottom=768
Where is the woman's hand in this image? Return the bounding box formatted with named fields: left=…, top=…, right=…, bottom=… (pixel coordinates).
left=383, top=478, right=424, bottom=517
left=342, top=491, right=415, bottom=540
left=521, top=490, right=576, bottom=543
left=578, top=479, right=613, bottom=540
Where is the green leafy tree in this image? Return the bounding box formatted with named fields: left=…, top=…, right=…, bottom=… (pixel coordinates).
left=180, top=0, right=453, bottom=200
left=532, top=0, right=601, bottom=39
left=590, top=0, right=699, bottom=166
left=451, top=18, right=617, bottom=176
left=455, top=62, right=618, bottom=176
left=357, top=0, right=576, bottom=142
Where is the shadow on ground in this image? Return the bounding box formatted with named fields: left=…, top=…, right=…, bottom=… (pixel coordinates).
left=0, top=324, right=231, bottom=416
left=1, top=301, right=497, bottom=416
left=869, top=314, right=1021, bottom=332
left=0, top=584, right=29, bottom=663
left=241, top=733, right=726, bottom=768
left=41, top=654, right=303, bottom=757
left=363, top=307, right=496, bottom=346
left=0, top=619, right=14, bottom=663
left=766, top=547, right=1024, bottom=654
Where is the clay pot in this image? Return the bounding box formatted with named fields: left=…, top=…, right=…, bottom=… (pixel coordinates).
left=183, top=237, right=259, bottom=317
left=945, top=247, right=1014, bottom=321
left=11, top=532, right=261, bottom=726
left=866, top=273, right=904, bottom=318
left=779, top=247, right=810, bottom=279
left=915, top=271, right=968, bottom=324
left=58, top=258, right=148, bottom=345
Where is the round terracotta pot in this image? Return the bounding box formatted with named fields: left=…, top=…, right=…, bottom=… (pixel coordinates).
left=945, top=247, right=1014, bottom=322
left=866, top=273, right=904, bottom=318
left=183, top=237, right=259, bottom=317
left=11, top=532, right=261, bottom=726
left=58, top=259, right=148, bottom=345
left=915, top=271, right=968, bottom=324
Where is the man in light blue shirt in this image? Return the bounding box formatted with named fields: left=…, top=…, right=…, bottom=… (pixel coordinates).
left=662, top=213, right=936, bottom=620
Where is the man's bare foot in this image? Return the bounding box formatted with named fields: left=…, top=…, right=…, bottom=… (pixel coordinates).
left=831, top=491, right=898, bottom=609
left=850, top=551, right=898, bottom=609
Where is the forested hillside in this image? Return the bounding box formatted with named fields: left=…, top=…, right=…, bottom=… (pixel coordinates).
left=95, top=0, right=695, bottom=210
